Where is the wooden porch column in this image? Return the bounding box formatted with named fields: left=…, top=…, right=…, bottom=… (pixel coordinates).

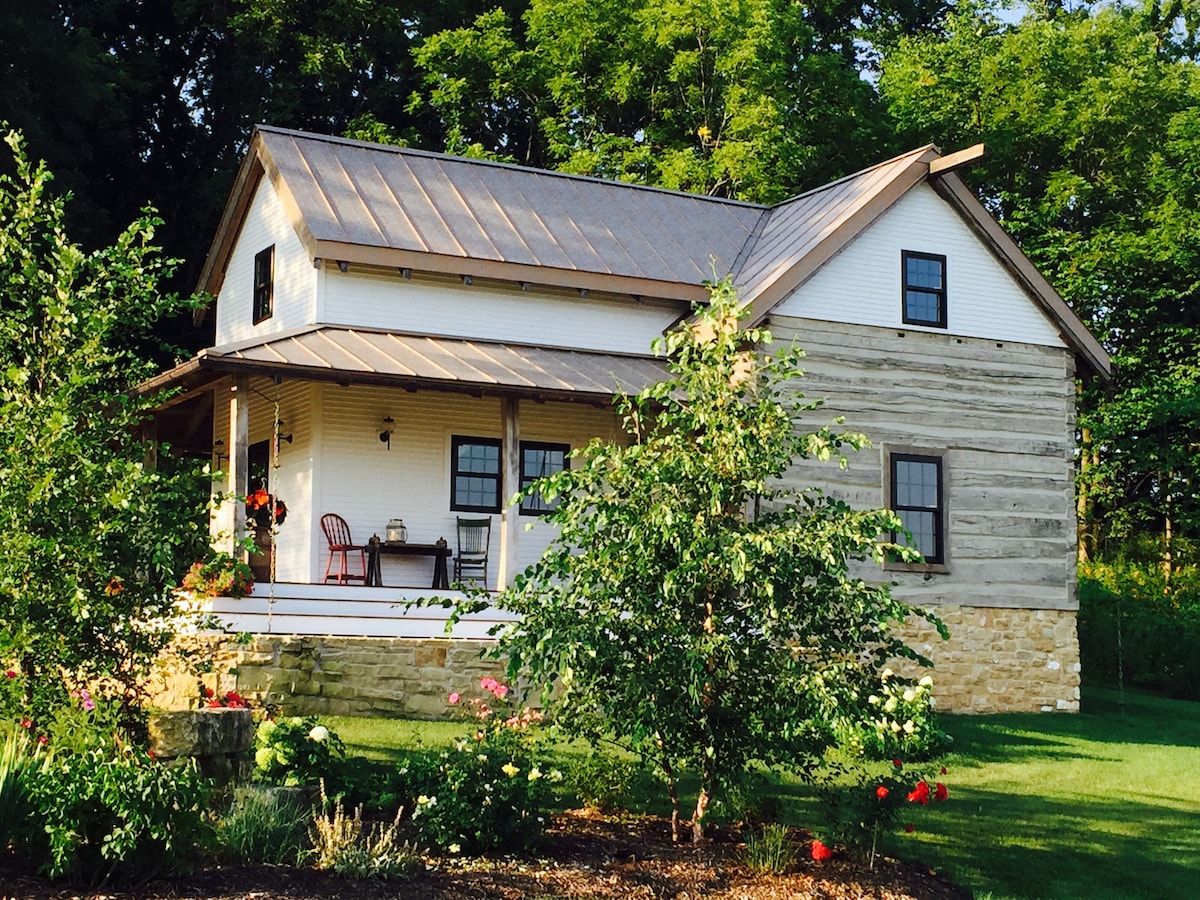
left=497, top=397, right=520, bottom=588
left=226, top=376, right=250, bottom=557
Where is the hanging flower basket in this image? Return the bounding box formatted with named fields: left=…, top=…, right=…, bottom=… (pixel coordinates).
left=182, top=553, right=255, bottom=599
left=246, top=488, right=287, bottom=527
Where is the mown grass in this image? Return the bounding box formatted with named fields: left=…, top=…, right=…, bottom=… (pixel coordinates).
left=895, top=685, right=1200, bottom=900
left=328, top=684, right=1200, bottom=900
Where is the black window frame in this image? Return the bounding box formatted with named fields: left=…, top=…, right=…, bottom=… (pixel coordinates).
left=901, top=250, right=947, bottom=329
left=888, top=451, right=946, bottom=567
left=450, top=435, right=502, bottom=513
left=253, top=245, right=274, bottom=324
left=519, top=441, right=569, bottom=515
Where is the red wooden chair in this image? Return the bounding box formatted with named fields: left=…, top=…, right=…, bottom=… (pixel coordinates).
left=320, top=513, right=368, bottom=584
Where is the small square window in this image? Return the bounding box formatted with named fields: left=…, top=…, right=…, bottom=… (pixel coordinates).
left=902, top=251, right=946, bottom=328
left=253, top=246, right=274, bottom=324
left=889, top=452, right=945, bottom=565
left=451, top=436, right=501, bottom=513
left=520, top=442, right=568, bottom=515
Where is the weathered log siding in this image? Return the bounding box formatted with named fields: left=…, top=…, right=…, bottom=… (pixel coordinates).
left=771, top=316, right=1078, bottom=612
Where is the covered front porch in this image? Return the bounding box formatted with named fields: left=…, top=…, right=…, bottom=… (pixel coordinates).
left=149, top=326, right=665, bottom=633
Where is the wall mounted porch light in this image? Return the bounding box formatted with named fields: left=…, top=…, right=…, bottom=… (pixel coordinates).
left=379, top=416, right=395, bottom=450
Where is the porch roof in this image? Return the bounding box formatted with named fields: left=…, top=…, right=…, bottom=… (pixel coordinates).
left=142, top=326, right=669, bottom=406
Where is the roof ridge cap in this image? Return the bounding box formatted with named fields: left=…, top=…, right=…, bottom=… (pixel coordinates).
left=767, top=145, right=939, bottom=210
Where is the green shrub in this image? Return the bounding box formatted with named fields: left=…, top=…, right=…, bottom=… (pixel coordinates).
left=327, top=755, right=403, bottom=813
left=1079, top=560, right=1200, bottom=699
left=836, top=671, right=950, bottom=761
left=310, top=783, right=421, bottom=879
left=254, top=716, right=346, bottom=786
left=817, top=758, right=949, bottom=868
left=214, top=786, right=311, bottom=866
left=22, top=742, right=210, bottom=885
left=567, top=752, right=639, bottom=813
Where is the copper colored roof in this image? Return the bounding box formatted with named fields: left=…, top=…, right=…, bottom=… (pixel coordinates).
left=194, top=128, right=1111, bottom=378
left=143, top=327, right=669, bottom=404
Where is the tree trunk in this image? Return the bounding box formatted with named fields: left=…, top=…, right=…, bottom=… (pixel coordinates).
left=662, top=757, right=681, bottom=843
left=692, top=785, right=711, bottom=844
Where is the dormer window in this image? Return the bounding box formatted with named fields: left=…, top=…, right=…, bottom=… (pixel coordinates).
left=902, top=251, right=946, bottom=328
left=253, top=246, right=274, bottom=324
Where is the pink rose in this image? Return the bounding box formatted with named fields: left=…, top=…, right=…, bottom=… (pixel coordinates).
left=448, top=692, right=461, bottom=705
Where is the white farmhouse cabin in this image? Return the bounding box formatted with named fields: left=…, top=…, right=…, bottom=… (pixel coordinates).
left=147, top=126, right=1110, bottom=716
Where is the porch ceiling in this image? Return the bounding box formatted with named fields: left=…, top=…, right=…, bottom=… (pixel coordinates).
left=141, top=326, right=669, bottom=406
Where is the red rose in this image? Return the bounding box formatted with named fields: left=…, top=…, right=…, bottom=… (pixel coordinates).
left=893, top=758, right=903, bottom=768
left=811, top=839, right=833, bottom=861
left=905, top=823, right=915, bottom=833
left=934, top=782, right=949, bottom=802
left=875, top=785, right=889, bottom=800
left=940, top=766, right=948, bottom=775
left=907, top=781, right=931, bottom=805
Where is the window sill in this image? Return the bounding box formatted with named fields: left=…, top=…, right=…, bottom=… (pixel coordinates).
left=884, top=561, right=950, bottom=576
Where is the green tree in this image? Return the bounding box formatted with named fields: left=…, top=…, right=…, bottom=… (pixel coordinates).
left=879, top=0, right=1200, bottom=564
left=0, top=131, right=209, bottom=721
left=412, top=0, right=891, bottom=201
left=460, top=280, right=943, bottom=842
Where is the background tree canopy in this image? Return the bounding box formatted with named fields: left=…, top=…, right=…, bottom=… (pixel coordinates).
left=4, top=0, right=1200, bottom=562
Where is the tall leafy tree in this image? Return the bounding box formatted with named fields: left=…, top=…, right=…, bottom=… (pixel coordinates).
left=879, top=0, right=1200, bottom=562
left=413, top=0, right=893, bottom=201
left=0, top=131, right=209, bottom=719
left=457, top=281, right=943, bottom=842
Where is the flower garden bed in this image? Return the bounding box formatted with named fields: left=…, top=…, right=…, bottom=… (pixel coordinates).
left=0, top=810, right=967, bottom=900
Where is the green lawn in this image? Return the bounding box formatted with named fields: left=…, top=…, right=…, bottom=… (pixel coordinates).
left=900, top=685, right=1200, bottom=900
left=328, top=685, right=1200, bottom=900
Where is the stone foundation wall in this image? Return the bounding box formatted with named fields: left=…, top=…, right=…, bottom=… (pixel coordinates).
left=152, top=606, right=1081, bottom=717
left=152, top=635, right=506, bottom=718
left=897, top=606, right=1081, bottom=713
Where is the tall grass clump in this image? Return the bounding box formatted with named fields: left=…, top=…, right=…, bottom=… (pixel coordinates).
left=309, top=782, right=421, bottom=880
left=215, top=786, right=311, bottom=866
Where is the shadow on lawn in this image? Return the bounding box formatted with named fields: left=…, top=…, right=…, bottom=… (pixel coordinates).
left=941, top=685, right=1200, bottom=767
left=900, top=784, right=1200, bottom=900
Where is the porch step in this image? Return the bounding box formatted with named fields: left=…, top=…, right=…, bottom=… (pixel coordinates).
left=203, top=583, right=516, bottom=639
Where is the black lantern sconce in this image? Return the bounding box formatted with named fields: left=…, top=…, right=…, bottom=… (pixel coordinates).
left=274, top=421, right=293, bottom=458
left=379, top=416, right=395, bottom=450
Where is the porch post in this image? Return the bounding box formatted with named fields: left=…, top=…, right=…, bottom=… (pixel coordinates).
left=498, top=397, right=520, bottom=588
left=226, top=376, right=250, bottom=557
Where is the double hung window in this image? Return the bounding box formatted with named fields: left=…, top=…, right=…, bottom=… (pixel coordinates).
left=253, top=245, right=274, bottom=324
left=450, top=437, right=569, bottom=514
left=888, top=452, right=945, bottom=565
left=901, top=251, right=946, bottom=328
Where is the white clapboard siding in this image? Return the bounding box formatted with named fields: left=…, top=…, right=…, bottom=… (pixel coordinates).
left=201, top=583, right=517, bottom=639
left=322, top=269, right=682, bottom=355
left=216, top=177, right=317, bottom=345
left=212, top=378, right=317, bottom=582
left=773, top=184, right=1067, bottom=348
left=313, top=383, right=621, bottom=588
left=772, top=316, right=1076, bottom=611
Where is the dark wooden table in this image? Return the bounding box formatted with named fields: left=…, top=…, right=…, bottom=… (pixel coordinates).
left=366, top=535, right=452, bottom=589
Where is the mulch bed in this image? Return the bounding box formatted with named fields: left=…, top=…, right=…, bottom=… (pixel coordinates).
left=0, top=811, right=969, bottom=900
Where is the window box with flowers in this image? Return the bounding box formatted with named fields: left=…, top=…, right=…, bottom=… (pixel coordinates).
left=245, top=490, right=287, bottom=581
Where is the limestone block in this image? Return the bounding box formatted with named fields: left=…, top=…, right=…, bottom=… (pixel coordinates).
left=148, top=708, right=254, bottom=758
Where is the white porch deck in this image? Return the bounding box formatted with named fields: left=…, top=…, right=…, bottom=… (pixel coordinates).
left=201, top=582, right=517, bottom=640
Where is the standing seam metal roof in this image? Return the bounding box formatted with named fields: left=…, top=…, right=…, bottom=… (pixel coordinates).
left=262, top=127, right=764, bottom=285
